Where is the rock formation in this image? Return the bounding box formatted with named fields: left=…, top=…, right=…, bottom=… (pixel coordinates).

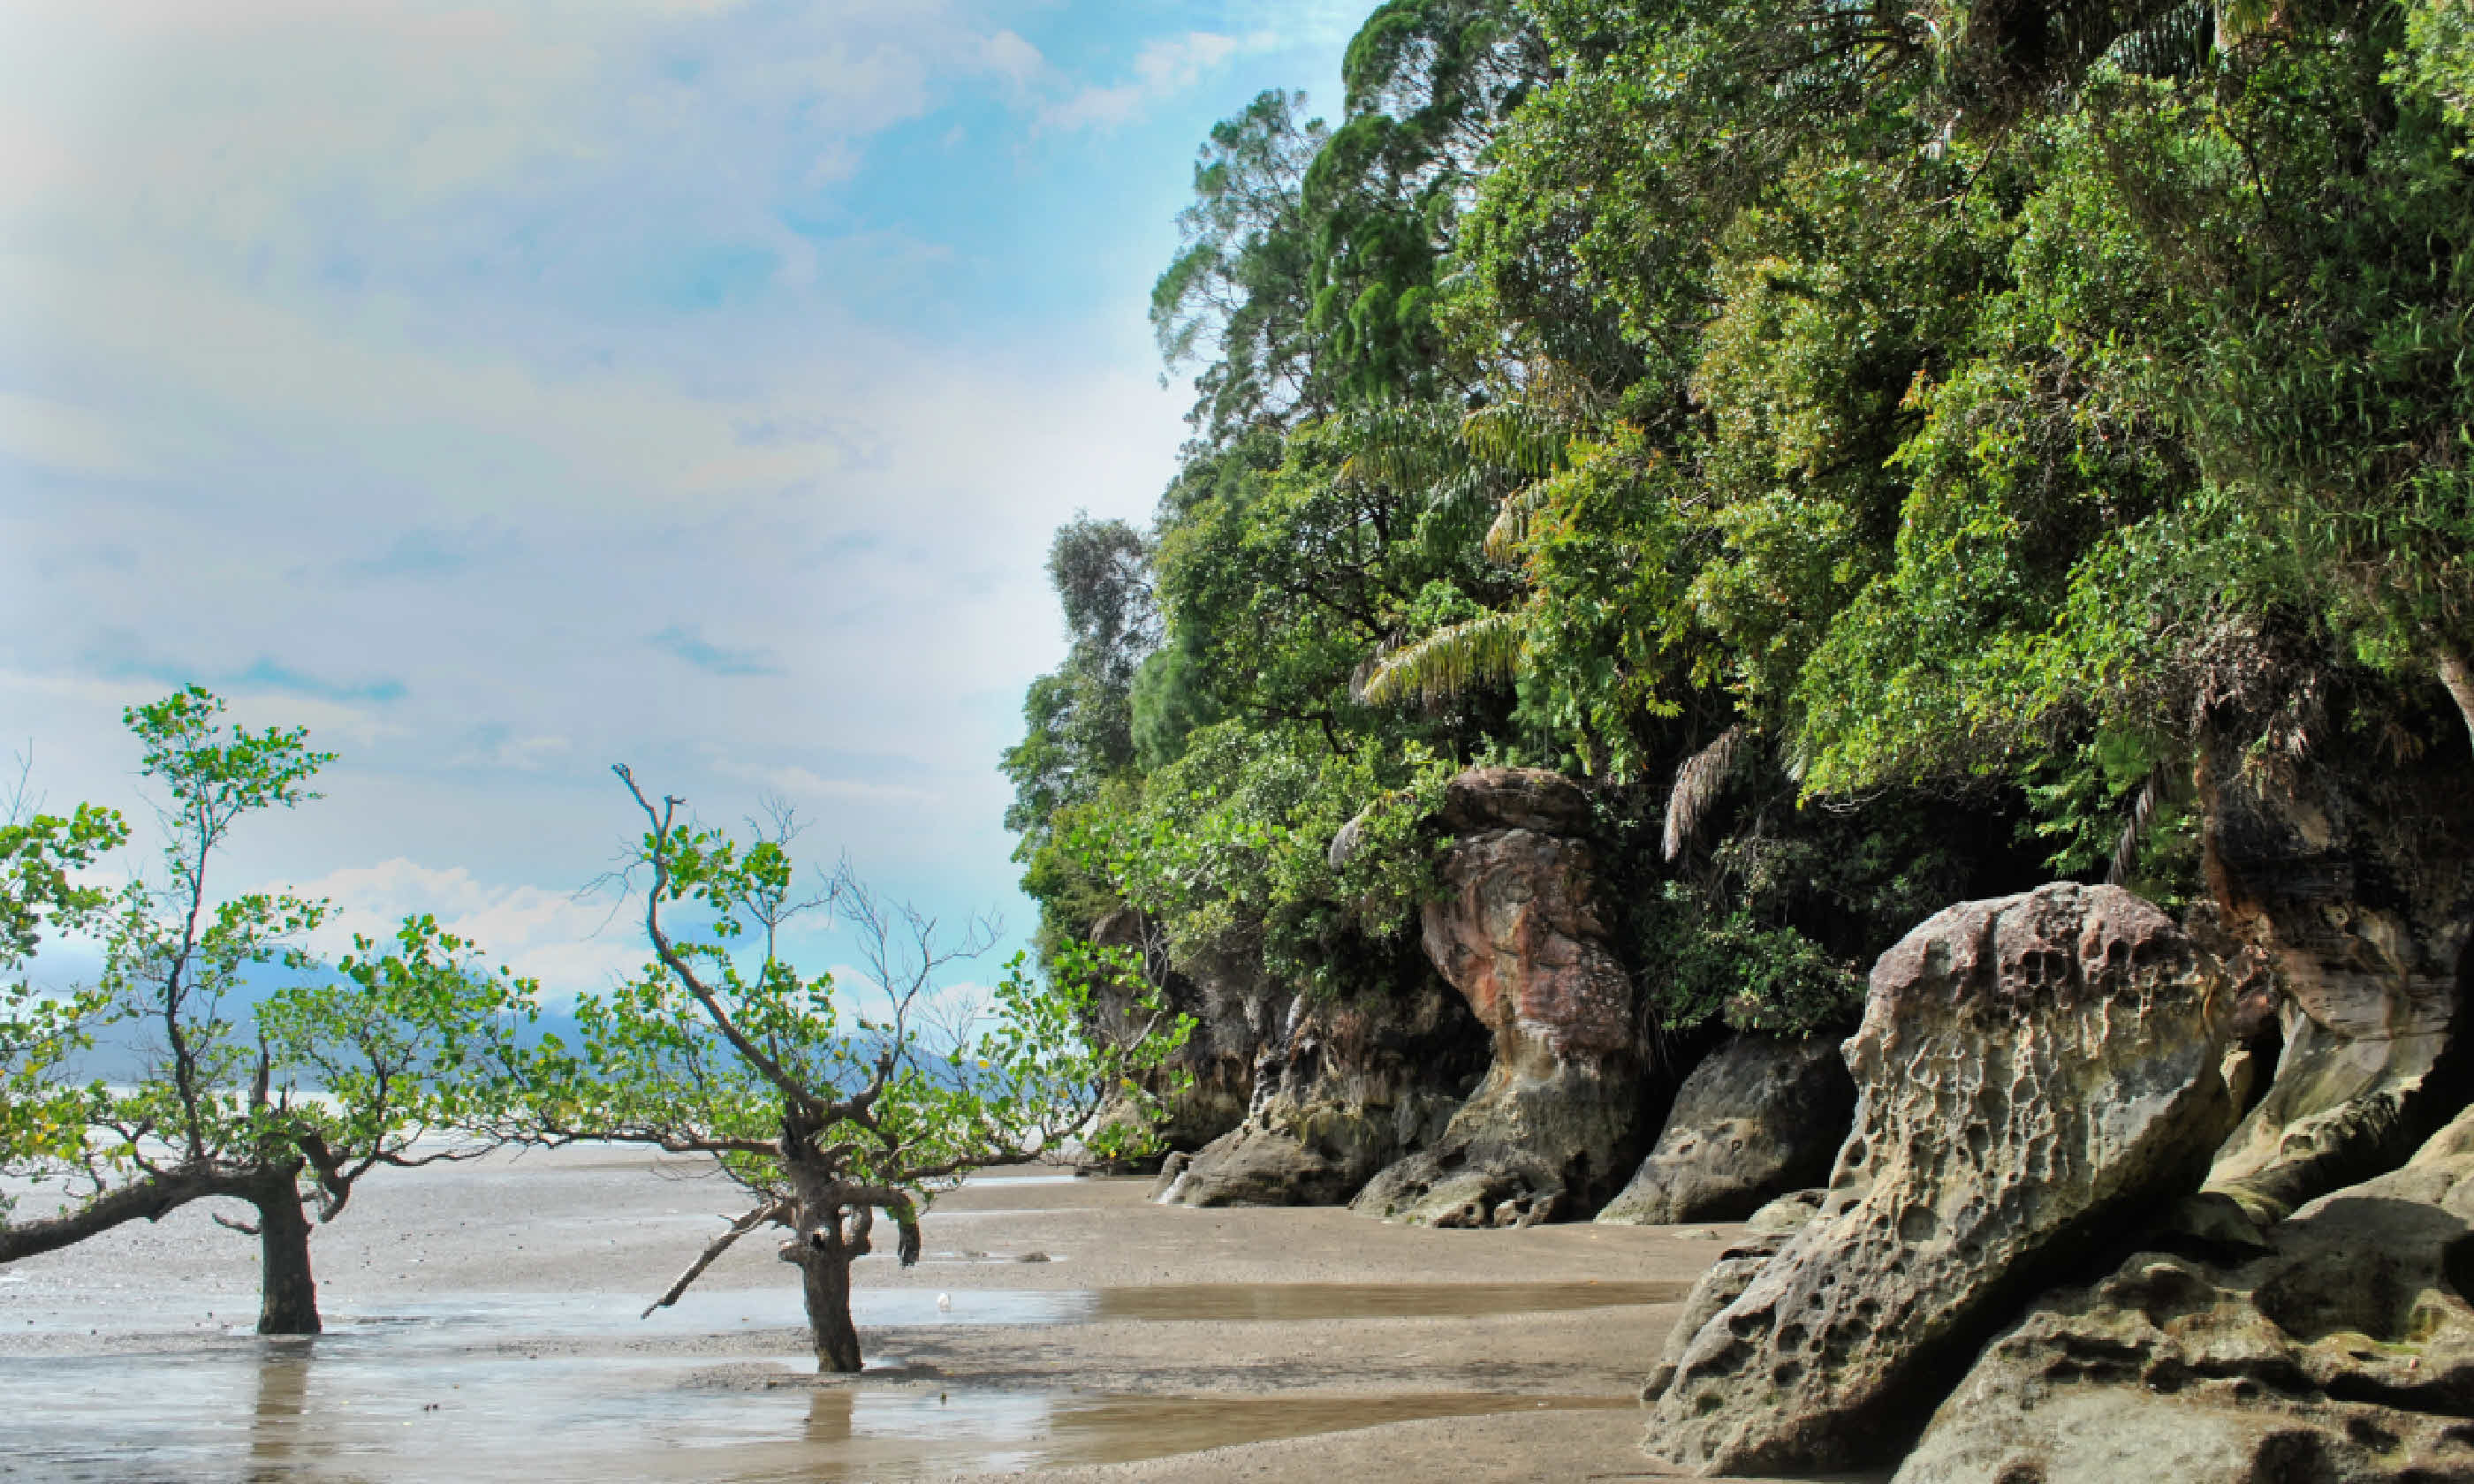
left=1641, top=1226, right=1801, bottom=1409
left=1643, top=883, right=2241, bottom=1475
left=1597, top=1034, right=1854, bottom=1226
left=1351, top=768, right=1650, bottom=1228
left=2196, top=734, right=2474, bottom=1223
left=1897, top=1102, right=2474, bottom=1483
left=1153, top=978, right=1483, bottom=1207
left=1085, top=909, right=1273, bottom=1155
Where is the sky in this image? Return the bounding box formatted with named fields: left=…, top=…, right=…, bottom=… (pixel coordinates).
left=0, top=0, right=1365, bottom=1003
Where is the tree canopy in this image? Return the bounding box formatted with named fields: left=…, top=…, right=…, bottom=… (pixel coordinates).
left=1007, top=0, right=2474, bottom=1042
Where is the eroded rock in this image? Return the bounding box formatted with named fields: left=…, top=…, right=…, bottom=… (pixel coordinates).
left=1351, top=768, right=1647, bottom=1227
left=1897, top=1103, right=2474, bottom=1483
left=1597, top=1034, right=1854, bottom=1226
left=1642, top=1230, right=1793, bottom=1408
left=1084, top=910, right=1275, bottom=1160
left=1643, top=883, right=2240, bottom=1475
left=1156, top=983, right=1482, bottom=1208
left=2197, top=730, right=2474, bottom=1221
left=1743, top=1188, right=1825, bottom=1235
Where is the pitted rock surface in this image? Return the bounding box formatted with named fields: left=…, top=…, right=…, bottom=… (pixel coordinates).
left=1640, top=1230, right=1793, bottom=1409
left=1598, top=1035, right=1854, bottom=1226
left=2198, top=724, right=2474, bottom=1221
left=1157, top=982, right=1482, bottom=1208
left=1353, top=768, right=1646, bottom=1227
left=1643, top=882, right=2239, bottom=1475
left=1897, top=1102, right=2474, bottom=1483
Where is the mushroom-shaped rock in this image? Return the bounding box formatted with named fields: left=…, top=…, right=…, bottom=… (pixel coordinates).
left=1643, top=882, right=2240, bottom=1476
left=1351, top=768, right=1647, bottom=1227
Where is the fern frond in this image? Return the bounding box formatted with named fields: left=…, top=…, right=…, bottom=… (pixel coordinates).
left=1663, top=724, right=1747, bottom=861
left=1356, top=610, right=1529, bottom=708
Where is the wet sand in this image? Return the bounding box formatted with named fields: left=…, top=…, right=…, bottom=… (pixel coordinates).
left=0, top=1148, right=1846, bottom=1481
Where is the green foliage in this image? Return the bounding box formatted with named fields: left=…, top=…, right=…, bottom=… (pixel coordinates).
left=1058, top=723, right=1456, bottom=999
left=1635, top=883, right=1863, bottom=1037
left=1017, top=0, right=2474, bottom=1055
left=1, top=691, right=537, bottom=1312
left=527, top=774, right=1194, bottom=1208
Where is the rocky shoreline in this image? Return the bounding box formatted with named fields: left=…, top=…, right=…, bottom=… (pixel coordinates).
left=1116, top=757, right=2474, bottom=1480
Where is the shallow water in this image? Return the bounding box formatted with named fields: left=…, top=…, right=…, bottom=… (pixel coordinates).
left=11, top=1330, right=1633, bottom=1483
left=2, top=1279, right=1667, bottom=1480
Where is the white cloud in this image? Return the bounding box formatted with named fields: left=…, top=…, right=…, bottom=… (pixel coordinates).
left=0, top=393, right=150, bottom=479
left=447, top=734, right=573, bottom=772
left=1041, top=29, right=1279, bottom=131
left=283, top=858, right=647, bottom=996
left=742, top=765, right=941, bottom=809
left=0, top=0, right=1352, bottom=980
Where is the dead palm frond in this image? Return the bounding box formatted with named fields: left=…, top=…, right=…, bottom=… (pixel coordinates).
left=1483, top=484, right=1553, bottom=563
left=1663, top=724, right=1747, bottom=861
left=2106, top=767, right=2168, bottom=887
left=1355, top=610, right=1529, bottom=708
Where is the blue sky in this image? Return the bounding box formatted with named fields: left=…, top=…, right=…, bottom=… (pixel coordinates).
left=0, top=0, right=1364, bottom=999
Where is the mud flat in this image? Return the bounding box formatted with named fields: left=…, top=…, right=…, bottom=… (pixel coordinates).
left=0, top=1147, right=1833, bottom=1481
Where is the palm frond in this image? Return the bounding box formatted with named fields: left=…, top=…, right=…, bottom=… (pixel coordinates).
left=1461, top=403, right=1570, bottom=478
left=1355, top=610, right=1529, bottom=708
left=1663, top=724, right=1747, bottom=862
left=1337, top=402, right=1466, bottom=490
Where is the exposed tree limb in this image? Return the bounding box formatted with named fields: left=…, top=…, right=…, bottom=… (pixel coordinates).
left=0, top=1162, right=247, bottom=1263
left=641, top=1199, right=791, bottom=1318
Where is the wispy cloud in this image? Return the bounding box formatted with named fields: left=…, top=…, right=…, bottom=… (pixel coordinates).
left=750, top=764, right=940, bottom=809
left=0, top=391, right=151, bottom=479
left=0, top=0, right=1354, bottom=987
left=445, top=728, right=573, bottom=773
left=1040, top=29, right=1279, bottom=131
left=649, top=625, right=785, bottom=678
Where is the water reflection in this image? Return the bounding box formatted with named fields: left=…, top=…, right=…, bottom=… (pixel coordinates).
left=6, top=1279, right=1678, bottom=1481
left=246, top=1346, right=311, bottom=1480
left=802, top=1386, right=852, bottom=1446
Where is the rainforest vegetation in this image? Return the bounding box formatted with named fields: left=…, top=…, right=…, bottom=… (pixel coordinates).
left=1005, top=0, right=2474, bottom=1040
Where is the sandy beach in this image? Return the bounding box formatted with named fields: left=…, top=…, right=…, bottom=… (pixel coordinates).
left=0, top=1147, right=1864, bottom=1482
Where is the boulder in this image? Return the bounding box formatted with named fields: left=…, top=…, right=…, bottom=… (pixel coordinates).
left=2197, top=729, right=2474, bottom=1222
left=1351, top=768, right=1649, bottom=1228
left=1597, top=1034, right=1855, bottom=1226
left=1155, top=981, right=1483, bottom=1208
left=1896, top=1102, right=2474, bottom=1483
left=1643, top=883, right=2241, bottom=1475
